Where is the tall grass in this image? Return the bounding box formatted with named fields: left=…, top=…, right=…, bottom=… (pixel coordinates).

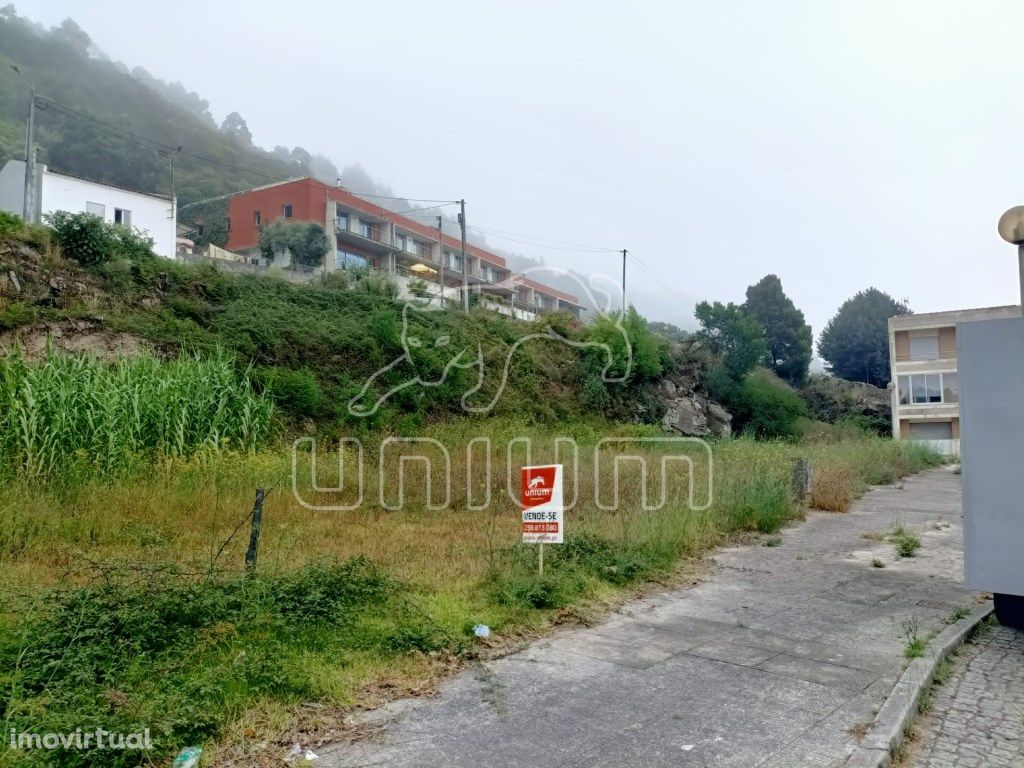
left=0, top=349, right=275, bottom=480
left=0, top=424, right=941, bottom=766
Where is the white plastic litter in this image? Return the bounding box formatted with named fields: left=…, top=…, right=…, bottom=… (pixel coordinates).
left=285, top=743, right=320, bottom=763
left=473, top=624, right=491, bottom=638
left=681, top=745, right=694, bottom=751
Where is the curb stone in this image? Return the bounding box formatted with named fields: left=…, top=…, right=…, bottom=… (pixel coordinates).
left=843, top=601, right=994, bottom=768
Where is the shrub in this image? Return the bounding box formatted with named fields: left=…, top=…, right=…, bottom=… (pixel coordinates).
left=45, top=210, right=155, bottom=266
left=258, top=219, right=330, bottom=267
left=730, top=369, right=808, bottom=439
left=257, top=366, right=324, bottom=419
left=46, top=210, right=115, bottom=265
left=810, top=464, right=855, bottom=512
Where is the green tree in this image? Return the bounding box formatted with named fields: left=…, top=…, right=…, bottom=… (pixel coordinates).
left=694, top=301, right=767, bottom=380
left=258, top=220, right=330, bottom=268
left=818, top=288, right=910, bottom=386
left=742, top=274, right=812, bottom=384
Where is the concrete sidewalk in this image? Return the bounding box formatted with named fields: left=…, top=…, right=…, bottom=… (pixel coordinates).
left=321, top=467, right=973, bottom=768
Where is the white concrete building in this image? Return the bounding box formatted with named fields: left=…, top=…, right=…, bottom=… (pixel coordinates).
left=0, top=159, right=176, bottom=258
left=888, top=305, right=1021, bottom=456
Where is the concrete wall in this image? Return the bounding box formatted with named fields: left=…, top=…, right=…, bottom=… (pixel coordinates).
left=959, top=315, right=1024, bottom=595
left=0, top=159, right=25, bottom=215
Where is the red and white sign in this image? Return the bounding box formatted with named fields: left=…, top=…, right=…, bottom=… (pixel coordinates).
left=521, top=464, right=564, bottom=544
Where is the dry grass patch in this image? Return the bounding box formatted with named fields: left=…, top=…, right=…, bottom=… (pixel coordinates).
left=811, top=464, right=855, bottom=512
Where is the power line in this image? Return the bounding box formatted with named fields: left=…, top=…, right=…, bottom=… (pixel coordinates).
left=626, top=251, right=694, bottom=306
left=35, top=94, right=458, bottom=203
left=469, top=224, right=621, bottom=253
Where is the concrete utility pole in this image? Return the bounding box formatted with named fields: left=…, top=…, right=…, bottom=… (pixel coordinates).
left=621, top=249, right=628, bottom=316
left=12, top=66, right=36, bottom=223
left=436, top=215, right=446, bottom=307
left=458, top=199, right=469, bottom=312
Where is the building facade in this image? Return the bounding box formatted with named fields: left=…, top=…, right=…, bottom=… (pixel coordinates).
left=0, top=159, right=177, bottom=258
left=219, top=177, right=582, bottom=319
left=888, top=305, right=1021, bottom=455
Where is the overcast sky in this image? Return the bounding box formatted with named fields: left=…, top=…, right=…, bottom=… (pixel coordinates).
left=22, top=1, right=1024, bottom=337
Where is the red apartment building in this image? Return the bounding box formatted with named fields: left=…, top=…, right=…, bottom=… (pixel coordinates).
left=221, top=177, right=582, bottom=318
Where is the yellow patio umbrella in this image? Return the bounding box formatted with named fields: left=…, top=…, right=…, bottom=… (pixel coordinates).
left=410, top=263, right=437, bottom=276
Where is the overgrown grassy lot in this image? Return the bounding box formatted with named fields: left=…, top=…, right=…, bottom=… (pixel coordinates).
left=0, top=229, right=941, bottom=766
left=0, top=414, right=941, bottom=767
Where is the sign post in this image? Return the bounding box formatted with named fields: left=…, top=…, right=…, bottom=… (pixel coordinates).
left=521, top=464, right=564, bottom=575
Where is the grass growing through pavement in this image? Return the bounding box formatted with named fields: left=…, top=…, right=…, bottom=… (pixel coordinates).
left=0, top=426, right=942, bottom=766
left=890, top=526, right=923, bottom=558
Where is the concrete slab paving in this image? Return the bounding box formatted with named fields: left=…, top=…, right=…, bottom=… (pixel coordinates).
left=319, top=467, right=973, bottom=768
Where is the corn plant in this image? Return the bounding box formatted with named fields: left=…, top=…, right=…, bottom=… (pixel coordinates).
left=0, top=348, right=275, bottom=481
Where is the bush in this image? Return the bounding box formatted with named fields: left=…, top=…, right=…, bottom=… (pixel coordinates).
left=258, top=219, right=330, bottom=267
left=729, top=370, right=808, bottom=439
left=810, top=464, right=855, bottom=512
left=45, top=210, right=155, bottom=266
left=257, top=366, right=324, bottom=419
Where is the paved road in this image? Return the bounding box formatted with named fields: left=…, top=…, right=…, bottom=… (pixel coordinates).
left=322, top=467, right=973, bottom=768
left=906, top=625, right=1024, bottom=768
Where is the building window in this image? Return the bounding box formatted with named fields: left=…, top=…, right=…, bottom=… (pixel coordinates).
left=282, top=203, right=293, bottom=219
left=335, top=249, right=368, bottom=269
left=909, top=332, right=940, bottom=361
left=898, top=373, right=956, bottom=405
left=86, top=201, right=105, bottom=218
left=360, top=220, right=374, bottom=239
left=114, top=208, right=132, bottom=227
left=254, top=210, right=261, bottom=226
left=395, top=233, right=407, bottom=250
left=336, top=209, right=349, bottom=232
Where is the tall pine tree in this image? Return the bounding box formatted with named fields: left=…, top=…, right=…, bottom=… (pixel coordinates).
left=742, top=274, right=812, bottom=384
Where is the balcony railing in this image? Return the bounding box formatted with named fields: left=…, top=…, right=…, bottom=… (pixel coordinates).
left=336, top=220, right=385, bottom=244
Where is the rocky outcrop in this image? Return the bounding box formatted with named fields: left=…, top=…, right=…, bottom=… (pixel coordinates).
left=655, top=372, right=733, bottom=438
left=801, top=374, right=890, bottom=431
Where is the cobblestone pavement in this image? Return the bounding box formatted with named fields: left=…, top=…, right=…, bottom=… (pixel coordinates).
left=907, top=625, right=1024, bottom=768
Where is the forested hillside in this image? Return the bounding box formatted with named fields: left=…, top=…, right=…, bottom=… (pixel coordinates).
left=0, top=7, right=343, bottom=205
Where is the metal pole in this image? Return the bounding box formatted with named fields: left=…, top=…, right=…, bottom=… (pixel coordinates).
left=22, top=88, right=36, bottom=223
left=538, top=543, right=544, bottom=576
left=621, top=249, right=627, bottom=316
left=1018, top=244, right=1024, bottom=314
left=459, top=199, right=469, bottom=312
left=168, top=146, right=181, bottom=220
left=437, top=215, right=446, bottom=308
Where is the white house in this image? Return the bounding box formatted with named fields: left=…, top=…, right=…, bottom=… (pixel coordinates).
left=0, top=159, right=177, bottom=258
